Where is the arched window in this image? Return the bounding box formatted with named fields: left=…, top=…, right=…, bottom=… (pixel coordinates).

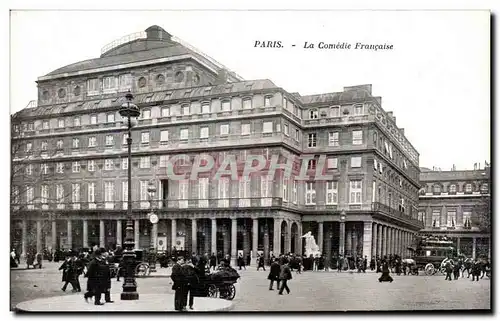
left=448, top=184, right=457, bottom=194
left=433, top=184, right=441, bottom=194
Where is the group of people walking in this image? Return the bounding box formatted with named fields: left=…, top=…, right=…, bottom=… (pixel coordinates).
left=267, top=256, right=293, bottom=295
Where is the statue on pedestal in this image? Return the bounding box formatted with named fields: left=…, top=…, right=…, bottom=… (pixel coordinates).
left=301, top=231, right=321, bottom=257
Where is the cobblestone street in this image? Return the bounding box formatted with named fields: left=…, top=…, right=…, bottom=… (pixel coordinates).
left=11, top=262, right=490, bottom=311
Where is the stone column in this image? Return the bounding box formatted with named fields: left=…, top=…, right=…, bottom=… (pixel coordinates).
left=377, top=224, right=382, bottom=258
left=223, top=223, right=230, bottom=256
left=388, top=227, right=393, bottom=256
left=382, top=226, right=387, bottom=257
left=252, top=218, right=258, bottom=260
left=351, top=228, right=358, bottom=257
left=339, top=221, right=345, bottom=256
left=231, top=218, right=237, bottom=266
left=285, top=220, right=292, bottom=254
left=134, top=220, right=140, bottom=250
left=472, top=237, right=476, bottom=259
left=297, top=222, right=303, bottom=255
left=36, top=221, right=42, bottom=253
left=362, top=221, right=372, bottom=260
left=171, top=219, right=177, bottom=252
left=99, top=220, right=105, bottom=248
left=116, top=220, right=122, bottom=248
left=325, top=225, right=332, bottom=267
left=191, top=219, right=197, bottom=254
left=21, top=220, right=27, bottom=259
left=273, top=218, right=282, bottom=255
left=488, top=237, right=491, bottom=260
left=82, top=220, right=88, bottom=248
left=151, top=223, right=158, bottom=251
left=211, top=218, right=217, bottom=255
left=67, top=220, right=72, bottom=250
left=372, top=223, right=377, bottom=259
left=52, top=220, right=57, bottom=250
left=395, top=230, right=400, bottom=256
left=263, top=222, right=270, bottom=264
left=346, top=227, right=352, bottom=255
left=318, top=222, right=324, bottom=254
left=243, top=223, right=250, bottom=257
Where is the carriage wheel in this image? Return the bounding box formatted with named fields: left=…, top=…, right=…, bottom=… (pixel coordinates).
left=424, top=263, right=435, bottom=275
left=207, top=285, right=218, bottom=298
left=226, top=284, right=236, bottom=301
left=135, top=263, right=150, bottom=277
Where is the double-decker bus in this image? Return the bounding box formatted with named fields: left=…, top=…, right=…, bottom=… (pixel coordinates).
left=411, top=235, right=457, bottom=275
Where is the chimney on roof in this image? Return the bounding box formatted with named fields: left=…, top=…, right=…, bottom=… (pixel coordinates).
left=145, top=25, right=172, bottom=41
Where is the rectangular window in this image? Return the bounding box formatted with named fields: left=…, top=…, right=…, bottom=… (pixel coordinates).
left=56, top=184, right=64, bottom=204
left=373, top=158, right=378, bottom=170
left=282, top=179, right=289, bottom=202
left=330, top=106, right=340, bottom=117
left=90, top=115, right=98, bottom=125
left=351, top=156, right=362, bottom=168
left=12, top=186, right=19, bottom=204
left=295, top=129, right=300, bottom=141
left=221, top=101, right=231, bottom=111
left=26, top=164, right=32, bottom=175
left=241, top=123, right=250, bottom=136
left=26, top=142, right=32, bottom=152
left=447, top=210, right=457, bottom=227
left=199, top=177, right=209, bottom=206
left=462, top=210, right=472, bottom=226
left=201, top=103, right=210, bottom=114
left=40, top=185, right=49, bottom=204
left=41, top=163, right=48, bottom=175
left=180, top=129, right=189, bottom=140
left=27, top=123, right=34, bottom=131
left=56, top=162, right=64, bottom=173
left=73, top=117, right=80, bottom=127
left=141, top=132, right=150, bottom=143
left=260, top=177, right=270, bottom=198
left=308, top=133, right=317, bottom=147
left=140, top=156, right=150, bottom=169
left=292, top=180, right=298, bottom=204
left=105, top=159, right=114, bottom=170
left=327, top=158, right=338, bottom=169
left=239, top=177, right=251, bottom=206
left=122, top=158, right=128, bottom=170
left=418, top=211, right=425, bottom=223
left=118, top=74, right=132, bottom=91
left=263, top=121, right=273, bottom=133
left=243, top=99, right=252, bottom=109
left=264, top=96, right=271, bottom=107
left=432, top=209, right=441, bottom=228
left=42, top=120, right=49, bottom=130
left=122, top=133, right=128, bottom=145
left=105, top=182, right=114, bottom=204
left=142, top=109, right=151, bottom=119
left=105, top=135, right=114, bottom=146
left=354, top=104, right=364, bottom=115
left=308, top=159, right=317, bottom=170
left=449, top=184, right=457, bottom=193
left=41, top=141, right=48, bottom=151
left=179, top=181, right=189, bottom=208
left=309, top=109, right=318, bottom=119
left=326, top=181, right=338, bottom=205
left=102, top=76, right=117, bottom=91
left=220, top=124, right=229, bottom=136
left=26, top=186, right=34, bottom=204
left=88, top=160, right=95, bottom=172
left=305, top=182, right=316, bottom=205
left=161, top=107, right=170, bottom=117
left=87, top=79, right=99, bottom=95
left=349, top=180, right=362, bottom=204
left=200, top=127, right=209, bottom=138
left=352, top=130, right=363, bottom=145
left=160, top=130, right=169, bottom=142
left=122, top=182, right=128, bottom=209
left=107, top=113, right=115, bottom=123
left=160, top=155, right=169, bottom=168
left=284, top=124, right=289, bottom=136
left=88, top=182, right=95, bottom=203
left=182, top=105, right=190, bottom=116
left=283, top=97, right=287, bottom=109
left=72, top=138, right=79, bottom=148
left=88, top=136, right=97, bottom=147
left=72, top=183, right=80, bottom=203
left=329, top=132, right=339, bottom=146
left=465, top=184, right=472, bottom=193
left=72, top=161, right=80, bottom=173
left=372, top=182, right=376, bottom=202
left=58, top=119, right=65, bottom=128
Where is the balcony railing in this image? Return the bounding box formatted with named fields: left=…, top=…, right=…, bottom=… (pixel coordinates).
left=371, top=202, right=423, bottom=227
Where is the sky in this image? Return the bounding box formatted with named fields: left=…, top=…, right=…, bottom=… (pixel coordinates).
left=9, top=10, right=490, bottom=171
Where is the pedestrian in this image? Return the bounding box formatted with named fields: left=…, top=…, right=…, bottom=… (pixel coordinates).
left=101, top=250, right=114, bottom=303
left=278, top=261, right=292, bottom=295
left=238, top=253, right=246, bottom=270
left=378, top=261, right=393, bottom=283
left=257, top=255, right=266, bottom=271
left=209, top=253, right=217, bottom=271
left=370, top=257, right=375, bottom=271
left=471, top=260, right=481, bottom=282
left=363, top=256, right=368, bottom=273
left=453, top=260, right=461, bottom=280
left=10, top=249, right=18, bottom=268
left=60, top=254, right=75, bottom=292
left=171, top=257, right=188, bottom=311
left=84, top=249, right=105, bottom=305
left=268, top=259, right=281, bottom=290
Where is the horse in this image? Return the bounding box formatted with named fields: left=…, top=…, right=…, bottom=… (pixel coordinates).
left=461, top=258, right=474, bottom=278
left=401, top=258, right=417, bottom=275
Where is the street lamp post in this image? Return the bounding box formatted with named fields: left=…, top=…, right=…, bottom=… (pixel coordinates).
left=120, top=91, right=140, bottom=301
left=339, top=211, right=346, bottom=257
left=147, top=180, right=158, bottom=273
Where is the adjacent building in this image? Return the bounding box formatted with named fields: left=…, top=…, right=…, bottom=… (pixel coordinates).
left=10, top=25, right=423, bottom=265
left=418, top=166, right=491, bottom=259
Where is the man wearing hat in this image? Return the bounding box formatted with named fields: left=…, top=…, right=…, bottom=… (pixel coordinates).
left=171, top=256, right=188, bottom=311
left=84, top=249, right=106, bottom=305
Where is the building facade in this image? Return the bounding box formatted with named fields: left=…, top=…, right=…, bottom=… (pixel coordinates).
left=11, top=26, right=423, bottom=265
left=418, top=166, right=491, bottom=259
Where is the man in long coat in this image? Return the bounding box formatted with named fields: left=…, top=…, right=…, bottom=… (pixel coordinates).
left=84, top=249, right=106, bottom=305
left=268, top=259, right=281, bottom=290
left=278, top=261, right=292, bottom=295
left=171, top=257, right=188, bottom=311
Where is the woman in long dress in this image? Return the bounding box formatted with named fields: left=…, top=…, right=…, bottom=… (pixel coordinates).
left=378, top=261, right=393, bottom=282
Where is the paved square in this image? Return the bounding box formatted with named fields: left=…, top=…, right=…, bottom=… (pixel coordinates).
left=11, top=262, right=490, bottom=311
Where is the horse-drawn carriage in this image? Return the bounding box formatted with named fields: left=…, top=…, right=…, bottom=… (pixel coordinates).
left=189, top=265, right=240, bottom=301
left=409, top=235, right=458, bottom=275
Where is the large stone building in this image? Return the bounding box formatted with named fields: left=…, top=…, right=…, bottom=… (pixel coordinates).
left=418, top=165, right=491, bottom=259
left=10, top=26, right=423, bottom=265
